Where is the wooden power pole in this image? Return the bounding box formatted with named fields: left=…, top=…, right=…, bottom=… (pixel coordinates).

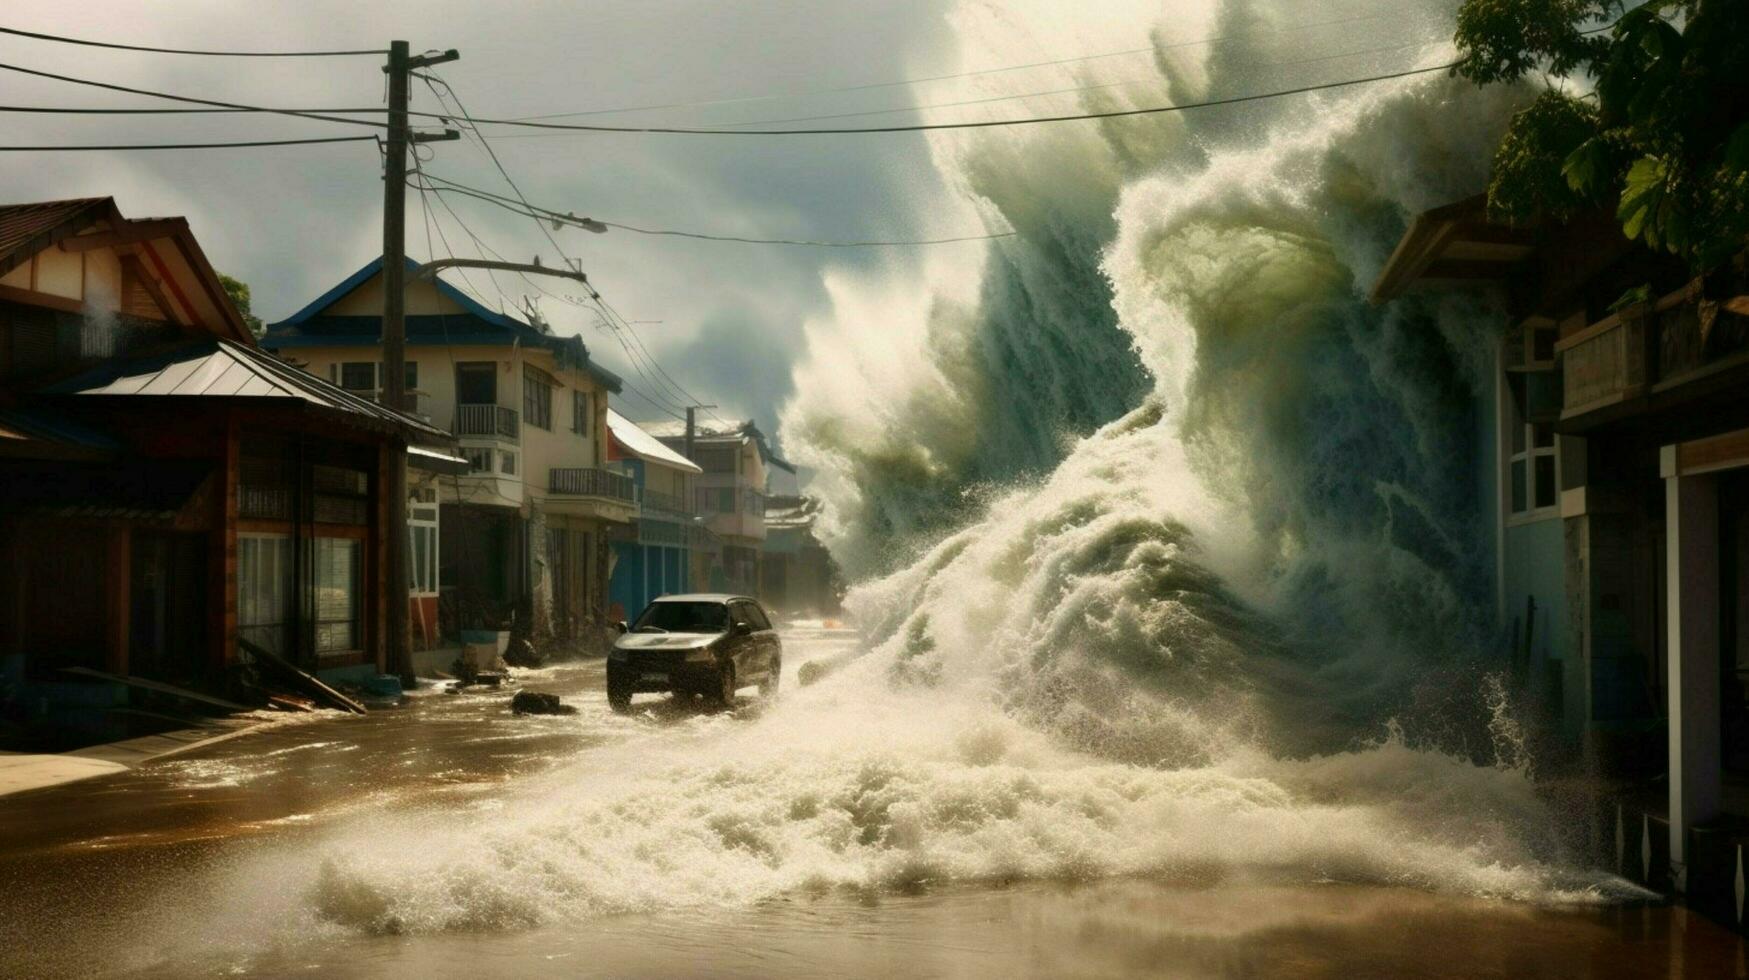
left=382, top=39, right=458, bottom=683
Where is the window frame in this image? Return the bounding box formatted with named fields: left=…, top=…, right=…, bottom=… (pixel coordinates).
left=1503, top=369, right=1560, bottom=525
left=312, top=536, right=362, bottom=654
left=523, top=368, right=553, bottom=431
left=572, top=389, right=589, bottom=436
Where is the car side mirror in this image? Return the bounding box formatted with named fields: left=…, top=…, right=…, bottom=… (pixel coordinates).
left=733, top=622, right=753, bottom=636
left=614, top=621, right=629, bottom=635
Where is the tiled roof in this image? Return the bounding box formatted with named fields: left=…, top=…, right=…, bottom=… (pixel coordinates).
left=50, top=338, right=450, bottom=440
left=0, top=198, right=110, bottom=276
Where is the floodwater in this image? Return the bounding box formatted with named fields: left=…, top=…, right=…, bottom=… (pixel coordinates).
left=0, top=628, right=1741, bottom=979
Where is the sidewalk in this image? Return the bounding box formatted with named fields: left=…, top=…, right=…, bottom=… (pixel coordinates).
left=0, top=717, right=269, bottom=798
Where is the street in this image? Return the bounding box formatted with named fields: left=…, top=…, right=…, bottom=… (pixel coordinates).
left=0, top=623, right=1741, bottom=979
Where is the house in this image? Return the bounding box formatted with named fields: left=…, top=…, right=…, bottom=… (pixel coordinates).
left=262, top=257, right=635, bottom=661
left=760, top=494, right=842, bottom=618
left=603, top=408, right=708, bottom=621
left=644, top=418, right=794, bottom=596
left=1374, top=195, right=1749, bottom=908
left=0, top=198, right=451, bottom=743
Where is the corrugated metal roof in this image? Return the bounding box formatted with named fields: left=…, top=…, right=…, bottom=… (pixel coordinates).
left=607, top=409, right=702, bottom=473
left=0, top=197, right=109, bottom=276
left=50, top=338, right=450, bottom=440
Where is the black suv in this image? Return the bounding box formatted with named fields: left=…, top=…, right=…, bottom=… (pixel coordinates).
left=606, top=594, right=782, bottom=712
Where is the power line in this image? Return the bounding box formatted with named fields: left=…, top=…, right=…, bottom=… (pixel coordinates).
left=444, top=61, right=1461, bottom=136
left=414, top=172, right=1013, bottom=247
left=508, top=8, right=1392, bottom=122
left=0, top=134, right=375, bottom=151
left=0, top=25, right=384, bottom=56
left=414, top=154, right=693, bottom=420
left=416, top=71, right=709, bottom=417
left=0, top=60, right=388, bottom=128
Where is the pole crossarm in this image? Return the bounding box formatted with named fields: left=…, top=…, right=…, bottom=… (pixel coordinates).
left=412, top=258, right=591, bottom=287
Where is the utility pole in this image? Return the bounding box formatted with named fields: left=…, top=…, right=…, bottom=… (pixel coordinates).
left=683, top=404, right=716, bottom=462
left=382, top=39, right=459, bottom=683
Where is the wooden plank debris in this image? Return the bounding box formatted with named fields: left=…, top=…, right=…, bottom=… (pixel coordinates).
left=236, top=637, right=367, bottom=715
left=60, top=666, right=253, bottom=713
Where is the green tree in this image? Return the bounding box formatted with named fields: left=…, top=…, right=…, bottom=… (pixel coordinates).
left=217, top=272, right=264, bottom=338
left=1453, top=0, right=1749, bottom=268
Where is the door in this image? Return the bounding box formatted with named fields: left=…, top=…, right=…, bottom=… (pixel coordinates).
left=726, top=600, right=760, bottom=681
left=455, top=362, right=497, bottom=405
left=130, top=532, right=209, bottom=684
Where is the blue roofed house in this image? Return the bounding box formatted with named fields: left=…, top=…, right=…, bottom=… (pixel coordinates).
left=263, top=256, right=636, bottom=663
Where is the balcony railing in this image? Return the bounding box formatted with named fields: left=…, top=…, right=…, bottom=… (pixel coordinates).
left=455, top=403, right=519, bottom=439
left=549, top=466, right=636, bottom=503
left=1558, top=310, right=1651, bottom=419
left=639, top=487, right=695, bottom=516
left=697, top=486, right=766, bottom=517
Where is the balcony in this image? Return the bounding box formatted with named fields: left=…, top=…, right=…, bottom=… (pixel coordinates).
left=455, top=403, right=519, bottom=439
left=1557, top=308, right=1651, bottom=422
left=546, top=466, right=639, bottom=523
left=1559, top=272, right=1749, bottom=427
left=639, top=487, right=695, bottom=517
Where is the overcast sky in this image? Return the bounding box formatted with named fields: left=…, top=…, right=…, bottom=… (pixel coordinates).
left=1, top=1, right=977, bottom=439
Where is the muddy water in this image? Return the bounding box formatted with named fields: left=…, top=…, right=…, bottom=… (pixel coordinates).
left=0, top=629, right=1741, bottom=979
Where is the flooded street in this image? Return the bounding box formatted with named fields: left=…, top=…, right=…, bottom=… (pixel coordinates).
left=0, top=626, right=1740, bottom=979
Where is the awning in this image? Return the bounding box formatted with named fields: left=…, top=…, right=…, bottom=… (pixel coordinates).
left=408, top=444, right=470, bottom=475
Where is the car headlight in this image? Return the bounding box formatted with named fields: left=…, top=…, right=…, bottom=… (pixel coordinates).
left=608, top=649, right=628, bottom=662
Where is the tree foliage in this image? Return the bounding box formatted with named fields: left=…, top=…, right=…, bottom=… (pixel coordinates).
left=1454, top=0, right=1749, bottom=268
left=217, top=272, right=265, bottom=337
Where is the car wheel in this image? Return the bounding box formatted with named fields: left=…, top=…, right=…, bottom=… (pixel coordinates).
left=607, top=680, right=632, bottom=714
left=709, top=662, right=736, bottom=707
left=759, top=660, right=781, bottom=697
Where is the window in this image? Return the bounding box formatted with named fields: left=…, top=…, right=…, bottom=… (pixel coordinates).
left=572, top=390, right=589, bottom=435
left=524, top=369, right=553, bottom=430
left=745, top=603, right=772, bottom=631
left=463, top=446, right=493, bottom=473
left=334, top=361, right=416, bottom=394
left=313, top=537, right=361, bottom=653
left=1506, top=381, right=1558, bottom=518
left=409, top=518, right=439, bottom=596
left=500, top=450, right=517, bottom=476
left=338, top=361, right=376, bottom=392
left=238, top=534, right=292, bottom=656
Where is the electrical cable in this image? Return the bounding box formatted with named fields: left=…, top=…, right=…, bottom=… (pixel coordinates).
left=0, top=60, right=387, bottom=128
left=509, top=7, right=1392, bottom=121
left=418, top=71, right=707, bottom=418
left=418, top=157, right=692, bottom=420
left=0, top=25, right=384, bottom=56
left=447, top=61, right=1461, bottom=136
left=413, top=172, right=1012, bottom=247
left=0, top=134, right=376, bottom=151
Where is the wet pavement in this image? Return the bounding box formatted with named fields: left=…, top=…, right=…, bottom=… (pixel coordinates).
left=0, top=627, right=1745, bottom=979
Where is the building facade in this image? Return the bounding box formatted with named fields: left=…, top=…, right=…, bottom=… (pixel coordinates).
left=263, top=257, right=635, bottom=660
left=604, top=409, right=709, bottom=621
left=760, top=494, right=842, bottom=619
left=645, top=419, right=793, bottom=597
left=0, top=199, right=447, bottom=746
left=1375, top=196, right=1749, bottom=909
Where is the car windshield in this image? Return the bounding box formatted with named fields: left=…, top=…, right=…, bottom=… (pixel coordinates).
left=633, top=601, right=728, bottom=634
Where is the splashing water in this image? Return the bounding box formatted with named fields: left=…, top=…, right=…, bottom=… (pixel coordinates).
left=155, top=2, right=1652, bottom=960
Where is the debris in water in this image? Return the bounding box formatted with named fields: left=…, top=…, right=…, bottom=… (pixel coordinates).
left=510, top=690, right=576, bottom=716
